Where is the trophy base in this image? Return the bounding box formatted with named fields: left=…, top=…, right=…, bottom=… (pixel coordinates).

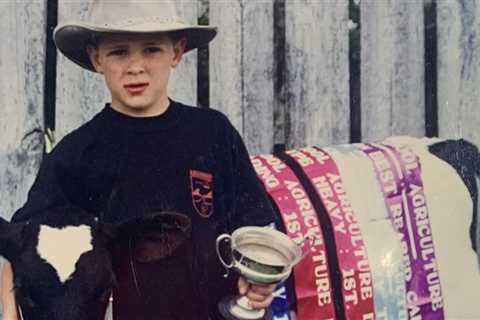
left=218, top=295, right=273, bottom=320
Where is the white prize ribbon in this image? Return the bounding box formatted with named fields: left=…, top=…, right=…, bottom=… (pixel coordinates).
left=326, top=145, right=407, bottom=319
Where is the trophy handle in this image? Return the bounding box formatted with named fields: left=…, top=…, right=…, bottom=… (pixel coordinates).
left=298, top=233, right=319, bottom=261
left=216, top=234, right=234, bottom=276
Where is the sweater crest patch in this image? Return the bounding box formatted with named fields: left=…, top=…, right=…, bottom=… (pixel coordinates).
left=190, top=169, right=213, bottom=218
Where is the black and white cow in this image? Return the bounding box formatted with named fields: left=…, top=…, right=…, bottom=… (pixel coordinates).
left=0, top=137, right=478, bottom=320
left=0, top=207, right=191, bottom=320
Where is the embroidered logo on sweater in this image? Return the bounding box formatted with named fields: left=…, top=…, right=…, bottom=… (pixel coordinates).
left=190, top=170, right=213, bottom=218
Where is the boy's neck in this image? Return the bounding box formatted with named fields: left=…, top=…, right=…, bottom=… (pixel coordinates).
left=110, top=98, right=171, bottom=118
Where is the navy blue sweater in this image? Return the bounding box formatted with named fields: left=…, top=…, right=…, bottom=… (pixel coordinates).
left=12, top=100, right=277, bottom=319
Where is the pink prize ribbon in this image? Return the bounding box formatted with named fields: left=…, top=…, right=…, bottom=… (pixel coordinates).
left=251, top=154, right=336, bottom=320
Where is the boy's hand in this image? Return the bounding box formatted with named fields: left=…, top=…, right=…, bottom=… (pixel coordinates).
left=1, top=261, right=19, bottom=320
left=237, top=276, right=276, bottom=309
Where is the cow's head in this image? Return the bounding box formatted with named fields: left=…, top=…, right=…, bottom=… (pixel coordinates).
left=0, top=206, right=115, bottom=320
left=0, top=206, right=192, bottom=320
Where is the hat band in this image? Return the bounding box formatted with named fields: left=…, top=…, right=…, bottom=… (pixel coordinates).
left=103, top=16, right=187, bottom=29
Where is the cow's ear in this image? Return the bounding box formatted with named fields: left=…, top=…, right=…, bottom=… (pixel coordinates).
left=0, top=218, right=25, bottom=261
left=97, top=216, right=141, bottom=245
left=95, top=221, right=119, bottom=246
left=0, top=216, right=8, bottom=227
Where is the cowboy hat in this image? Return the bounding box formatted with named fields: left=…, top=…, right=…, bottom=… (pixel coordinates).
left=53, top=0, right=217, bottom=72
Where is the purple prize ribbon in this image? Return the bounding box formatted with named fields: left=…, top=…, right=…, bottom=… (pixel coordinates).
left=357, top=143, right=445, bottom=320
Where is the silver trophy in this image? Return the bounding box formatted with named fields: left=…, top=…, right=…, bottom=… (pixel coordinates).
left=216, top=226, right=304, bottom=320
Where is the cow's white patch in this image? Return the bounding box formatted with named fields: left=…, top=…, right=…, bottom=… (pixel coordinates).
left=383, top=135, right=445, bottom=147
left=37, top=225, right=93, bottom=283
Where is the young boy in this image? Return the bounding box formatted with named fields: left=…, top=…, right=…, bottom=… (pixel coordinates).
left=1, top=2, right=277, bottom=319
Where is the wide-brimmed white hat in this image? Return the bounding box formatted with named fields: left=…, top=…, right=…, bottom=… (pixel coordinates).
left=54, top=0, right=217, bottom=72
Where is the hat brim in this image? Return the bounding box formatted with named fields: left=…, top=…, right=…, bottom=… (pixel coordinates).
left=54, top=22, right=217, bottom=72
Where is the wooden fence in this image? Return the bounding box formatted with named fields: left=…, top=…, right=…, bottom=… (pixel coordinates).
left=1, top=0, right=479, bottom=223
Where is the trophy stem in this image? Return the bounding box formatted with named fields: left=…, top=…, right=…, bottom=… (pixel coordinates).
left=219, top=295, right=271, bottom=320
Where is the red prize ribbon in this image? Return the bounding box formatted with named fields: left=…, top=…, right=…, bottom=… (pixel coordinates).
left=287, top=148, right=376, bottom=320
left=251, top=154, right=335, bottom=320
left=357, top=143, right=445, bottom=320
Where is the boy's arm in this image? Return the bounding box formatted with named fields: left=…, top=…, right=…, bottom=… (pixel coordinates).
left=11, top=137, right=84, bottom=223
left=223, top=121, right=279, bottom=309
left=1, top=261, right=19, bottom=320
left=227, top=122, right=278, bottom=229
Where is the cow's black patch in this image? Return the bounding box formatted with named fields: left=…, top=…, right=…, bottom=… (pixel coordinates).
left=429, top=139, right=480, bottom=252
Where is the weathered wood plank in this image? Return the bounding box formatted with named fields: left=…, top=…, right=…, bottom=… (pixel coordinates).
left=56, top=1, right=197, bottom=141
left=285, top=0, right=350, bottom=148
left=210, top=0, right=275, bottom=155
left=56, top=1, right=109, bottom=141
left=242, top=1, right=275, bottom=155
left=361, top=0, right=425, bottom=141
left=168, top=0, right=198, bottom=106
left=273, top=0, right=286, bottom=149
left=437, top=0, right=480, bottom=146
left=0, top=1, right=46, bottom=220
left=209, top=1, right=243, bottom=135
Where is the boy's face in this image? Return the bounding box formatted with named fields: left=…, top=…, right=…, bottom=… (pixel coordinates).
left=87, top=33, right=186, bottom=117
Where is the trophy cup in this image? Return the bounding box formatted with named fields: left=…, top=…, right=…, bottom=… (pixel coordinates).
left=216, top=226, right=304, bottom=320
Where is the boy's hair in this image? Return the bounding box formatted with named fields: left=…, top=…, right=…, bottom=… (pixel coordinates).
left=87, top=31, right=187, bottom=48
